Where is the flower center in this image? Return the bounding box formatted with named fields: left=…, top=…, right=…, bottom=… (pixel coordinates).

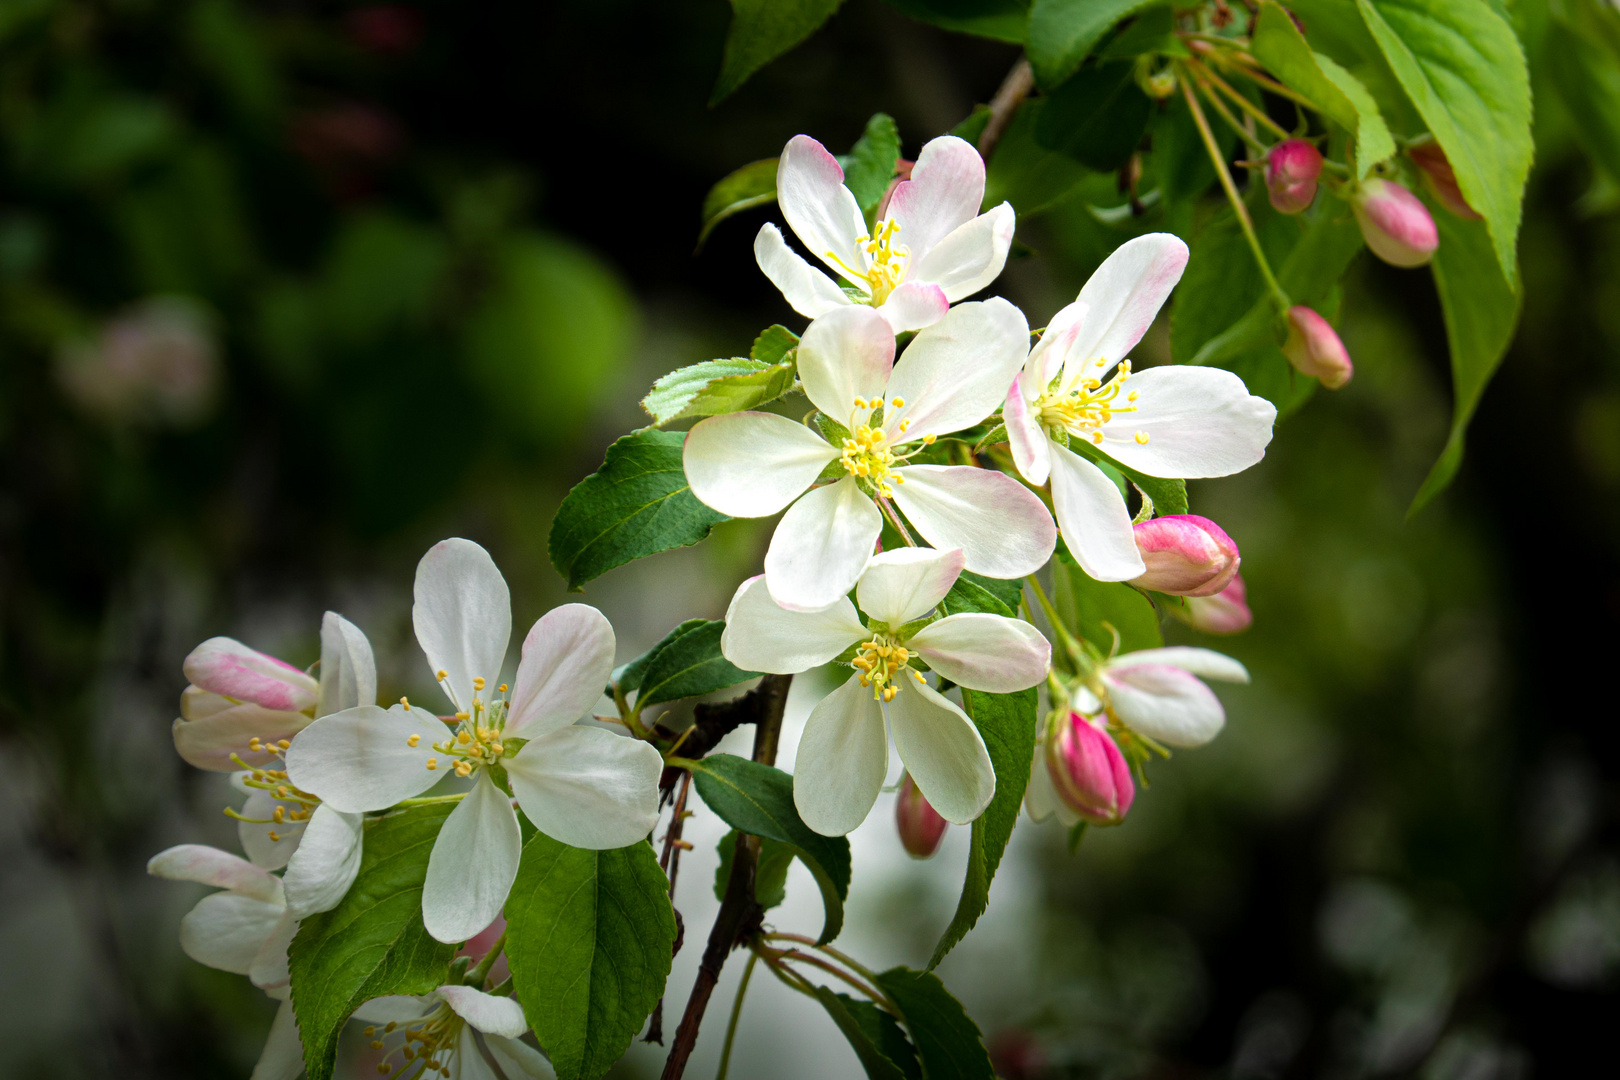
left=366, top=1003, right=462, bottom=1077
left=838, top=397, right=935, bottom=498
left=827, top=218, right=910, bottom=306
left=417, top=675, right=512, bottom=778
left=228, top=738, right=320, bottom=842
left=1038, top=359, right=1150, bottom=447
left=851, top=634, right=928, bottom=702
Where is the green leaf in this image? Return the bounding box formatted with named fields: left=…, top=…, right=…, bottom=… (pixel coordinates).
left=549, top=430, right=729, bottom=590
left=941, top=569, right=1024, bottom=619
left=288, top=805, right=458, bottom=1080
left=616, top=619, right=709, bottom=695
left=1026, top=0, right=1167, bottom=89
left=844, top=113, right=902, bottom=219
left=1545, top=5, right=1620, bottom=189
left=635, top=619, right=761, bottom=709
left=1053, top=546, right=1163, bottom=653
left=1408, top=210, right=1520, bottom=516
left=505, top=833, right=676, bottom=1080
left=1354, top=0, right=1531, bottom=285
left=711, top=0, right=848, bottom=105
left=713, top=829, right=796, bottom=909
left=879, top=0, right=1029, bottom=43
left=1251, top=0, right=1395, bottom=176
left=689, top=753, right=851, bottom=943
left=641, top=358, right=798, bottom=427
left=811, top=987, right=924, bottom=1080
left=751, top=324, right=800, bottom=364
left=874, top=968, right=996, bottom=1080
left=926, top=687, right=1037, bottom=969
left=983, top=100, right=1092, bottom=214
left=697, top=158, right=778, bottom=249
left=1034, top=60, right=1153, bottom=172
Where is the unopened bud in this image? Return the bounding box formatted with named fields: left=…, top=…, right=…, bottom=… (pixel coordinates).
left=1351, top=178, right=1438, bottom=267
left=895, top=772, right=948, bottom=858
left=1045, top=713, right=1134, bottom=827
left=1173, top=573, right=1252, bottom=635
left=1265, top=139, right=1322, bottom=214
left=1130, top=515, right=1240, bottom=597
left=1407, top=138, right=1480, bottom=221
left=1282, top=306, right=1353, bottom=389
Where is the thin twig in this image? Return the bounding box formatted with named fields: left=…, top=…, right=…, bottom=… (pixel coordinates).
left=645, top=772, right=695, bottom=1045
left=976, top=57, right=1034, bottom=161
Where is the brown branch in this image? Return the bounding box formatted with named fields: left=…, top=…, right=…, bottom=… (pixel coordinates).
left=655, top=681, right=780, bottom=796
left=975, top=56, right=1034, bottom=162
left=645, top=771, right=695, bottom=1045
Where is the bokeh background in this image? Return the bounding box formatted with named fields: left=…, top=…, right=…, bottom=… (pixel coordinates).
left=2, top=2, right=1616, bottom=1078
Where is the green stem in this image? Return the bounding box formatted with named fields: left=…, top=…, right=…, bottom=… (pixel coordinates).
left=1192, top=71, right=1269, bottom=154
left=714, top=952, right=758, bottom=1080
left=662, top=755, right=701, bottom=771
left=876, top=495, right=918, bottom=546
left=1191, top=58, right=1291, bottom=141
left=396, top=793, right=467, bottom=807
left=465, top=930, right=507, bottom=987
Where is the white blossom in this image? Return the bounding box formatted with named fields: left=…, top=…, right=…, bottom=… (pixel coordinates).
left=355, top=985, right=553, bottom=1079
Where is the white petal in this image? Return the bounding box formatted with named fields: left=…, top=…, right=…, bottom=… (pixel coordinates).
left=874, top=281, right=949, bottom=332
left=683, top=411, right=837, bottom=517
left=889, top=465, right=1055, bottom=579
left=721, top=575, right=867, bottom=673
left=505, top=726, right=663, bottom=850
left=437, top=984, right=529, bottom=1038
left=250, top=999, right=305, bottom=1080
left=1098, top=366, right=1277, bottom=478
left=183, top=637, right=318, bottom=713
left=1023, top=737, right=1079, bottom=827
left=353, top=995, right=436, bottom=1024
left=886, top=682, right=994, bottom=825
left=486, top=1034, right=556, bottom=1079
left=855, top=547, right=965, bottom=627
left=249, top=909, right=298, bottom=991
left=282, top=806, right=364, bottom=918
left=507, top=605, right=616, bottom=739
left=148, top=844, right=283, bottom=903
left=423, top=772, right=522, bottom=944
left=449, top=1028, right=501, bottom=1080
left=284, top=705, right=445, bottom=814
left=777, top=134, right=869, bottom=283
left=763, top=477, right=882, bottom=613
left=882, top=298, right=1029, bottom=443
left=907, top=613, right=1050, bottom=693
left=754, top=223, right=850, bottom=318
left=318, top=611, right=377, bottom=718
left=797, top=305, right=895, bottom=422
left=172, top=696, right=311, bottom=772
left=1104, top=664, right=1226, bottom=747
left=1003, top=375, right=1051, bottom=486
left=238, top=788, right=302, bottom=871
left=1025, top=298, right=1088, bottom=393
left=909, top=203, right=1016, bottom=303
left=1108, top=647, right=1249, bottom=683
left=414, top=538, right=512, bottom=714
left=1047, top=444, right=1145, bottom=581
left=179, top=892, right=285, bottom=975
left=1065, top=233, right=1189, bottom=382
left=791, top=674, right=889, bottom=836
left=885, top=135, right=985, bottom=259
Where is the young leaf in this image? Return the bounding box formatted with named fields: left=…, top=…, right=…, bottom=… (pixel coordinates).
left=635, top=619, right=761, bottom=709
left=878, top=0, right=1029, bottom=44
left=1354, top=0, right=1531, bottom=286
left=288, top=805, right=458, bottom=1080
left=640, top=358, right=797, bottom=427
left=505, top=833, right=676, bottom=1080
left=1408, top=211, right=1520, bottom=516
left=1034, top=60, right=1153, bottom=172
left=1026, top=0, right=1168, bottom=89
left=548, top=430, right=729, bottom=590
left=874, top=967, right=996, bottom=1080
left=1053, top=546, right=1163, bottom=653
left=711, top=0, right=848, bottom=105
left=751, top=323, right=800, bottom=364
left=615, top=619, right=710, bottom=696
left=713, top=828, right=796, bottom=908
left=811, top=987, right=924, bottom=1080
left=844, top=113, right=902, bottom=219
left=942, top=569, right=1024, bottom=619
left=698, top=158, right=778, bottom=249
left=689, top=753, right=851, bottom=943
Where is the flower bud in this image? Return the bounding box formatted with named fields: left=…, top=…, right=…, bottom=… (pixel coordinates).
left=1407, top=138, right=1480, bottom=221
left=1045, top=713, right=1134, bottom=827
left=895, top=772, right=948, bottom=858
left=1351, top=178, right=1438, bottom=267
left=1174, top=573, right=1252, bottom=635
left=1282, top=306, right=1353, bottom=389
left=1265, top=139, right=1322, bottom=214
left=1130, top=514, right=1240, bottom=597
left=183, top=637, right=318, bottom=713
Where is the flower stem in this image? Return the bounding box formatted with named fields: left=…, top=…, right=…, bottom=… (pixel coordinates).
left=1189, top=58, right=1291, bottom=141
left=714, top=953, right=757, bottom=1080
left=396, top=793, right=466, bottom=807
left=464, top=930, right=506, bottom=987
left=877, top=495, right=917, bottom=546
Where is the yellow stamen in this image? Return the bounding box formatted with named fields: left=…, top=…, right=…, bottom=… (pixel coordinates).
left=425, top=758, right=438, bottom=771
left=407, top=734, right=420, bottom=747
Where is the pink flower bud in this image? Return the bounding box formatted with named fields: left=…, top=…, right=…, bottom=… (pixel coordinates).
left=895, top=772, right=948, bottom=858
left=1282, top=306, right=1353, bottom=389
left=1265, top=139, right=1322, bottom=214
left=1174, top=573, right=1253, bottom=635
left=1351, top=178, right=1438, bottom=267
left=1407, top=139, right=1480, bottom=221
left=183, top=637, right=318, bottom=713
left=1129, top=514, right=1240, bottom=597
left=1045, top=713, right=1134, bottom=827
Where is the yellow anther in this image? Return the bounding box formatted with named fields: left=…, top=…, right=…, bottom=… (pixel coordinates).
left=276, top=785, right=289, bottom=798
left=498, top=683, right=508, bottom=693
left=472, top=677, right=486, bottom=691
left=923, top=433, right=936, bottom=445
left=248, top=737, right=262, bottom=751
left=457, top=730, right=471, bottom=744
left=883, top=686, right=897, bottom=702
left=890, top=397, right=905, bottom=408
left=853, top=396, right=868, bottom=409
left=378, top=1064, right=391, bottom=1075
left=273, top=805, right=285, bottom=823
left=400, top=697, right=411, bottom=710
left=370, top=1039, right=384, bottom=1050
left=1127, top=391, right=1140, bottom=402
left=277, top=739, right=290, bottom=750
left=454, top=711, right=469, bottom=721
left=1135, top=431, right=1150, bottom=444
left=425, top=758, right=438, bottom=771
left=454, top=762, right=472, bottom=777
left=436, top=669, right=448, bottom=680
left=899, top=419, right=910, bottom=432
left=407, top=733, right=420, bottom=747
left=385, top=1022, right=397, bottom=1034
left=364, top=1027, right=376, bottom=1038
left=491, top=743, right=504, bottom=756
left=267, top=830, right=280, bottom=842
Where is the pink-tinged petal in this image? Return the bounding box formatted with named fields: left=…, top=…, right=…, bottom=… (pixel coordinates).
left=173, top=692, right=312, bottom=772
left=179, top=892, right=285, bottom=975
left=792, top=674, right=889, bottom=836
left=1065, top=233, right=1189, bottom=384
left=763, top=477, right=882, bottom=612
left=754, top=223, right=850, bottom=318
left=1047, top=443, right=1144, bottom=581
left=422, top=771, right=521, bottom=943
left=1099, top=366, right=1276, bottom=478
left=1176, top=574, right=1253, bottom=635
left=1108, top=646, right=1249, bottom=683
left=436, top=985, right=529, bottom=1038
left=721, top=575, right=867, bottom=673
left=413, top=538, right=512, bottom=714
left=1103, top=663, right=1226, bottom=747
left=283, top=704, right=445, bottom=813
left=887, top=681, right=994, bottom=825
left=889, top=465, right=1056, bottom=580
left=857, top=547, right=966, bottom=627
left=1026, top=298, right=1088, bottom=393
left=883, top=297, right=1029, bottom=443
left=777, top=135, right=869, bottom=282
left=183, top=637, right=318, bottom=714
left=798, top=305, right=895, bottom=421
left=317, top=611, right=376, bottom=718
left=909, top=203, right=1016, bottom=303
left=1045, top=713, right=1134, bottom=826
left=886, top=135, right=986, bottom=259
left=506, top=605, right=616, bottom=739
left=874, top=281, right=949, bottom=332
left=1003, top=374, right=1051, bottom=486
left=907, top=612, right=1050, bottom=693
left=1129, top=515, right=1241, bottom=597
left=683, top=411, right=839, bottom=518
left=148, top=844, right=283, bottom=903
left=505, top=726, right=663, bottom=849
left=281, top=805, right=364, bottom=918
